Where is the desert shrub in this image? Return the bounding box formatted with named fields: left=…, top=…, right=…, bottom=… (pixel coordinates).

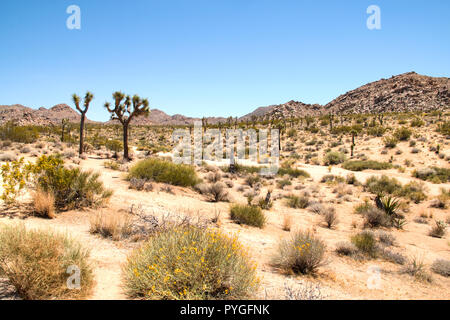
left=342, top=160, right=392, bottom=171
left=431, top=259, right=450, bottom=277
left=410, top=118, right=424, bottom=127
left=323, top=211, right=338, bottom=228
left=0, top=157, right=32, bottom=204
left=429, top=220, right=447, bottom=238
left=222, top=163, right=260, bottom=175
left=335, top=242, right=358, bottom=257
left=345, top=173, right=360, bottom=185
left=277, top=178, right=292, bottom=189
left=413, top=167, right=450, bottom=184
left=129, top=178, right=146, bottom=191
left=230, top=204, right=266, bottom=228
left=123, top=226, right=258, bottom=299
left=272, top=230, right=326, bottom=275
left=351, top=231, right=377, bottom=258
left=354, top=200, right=373, bottom=214
left=286, top=195, right=309, bottom=209
left=402, top=256, right=432, bottom=282
left=364, top=175, right=401, bottom=195
left=245, top=174, right=260, bottom=187
left=379, top=248, right=406, bottom=265
left=89, top=211, right=133, bottom=241
left=437, top=121, right=450, bottom=136
left=0, top=122, right=39, bottom=143
left=104, top=160, right=120, bottom=170
left=32, top=189, right=55, bottom=219
left=431, top=189, right=450, bottom=209
left=363, top=207, right=391, bottom=228
left=0, top=224, right=93, bottom=299
left=376, top=231, right=396, bottom=246
left=323, top=151, right=346, bottom=165
left=394, top=127, right=412, bottom=141
left=284, top=281, right=324, bottom=300
left=105, top=139, right=123, bottom=153
left=278, top=167, right=310, bottom=178
left=199, top=182, right=229, bottom=202
left=32, top=155, right=112, bottom=211
left=367, top=126, right=387, bottom=137
left=396, top=181, right=427, bottom=203
left=383, top=136, right=398, bottom=148
left=129, top=158, right=200, bottom=187
left=320, top=174, right=345, bottom=184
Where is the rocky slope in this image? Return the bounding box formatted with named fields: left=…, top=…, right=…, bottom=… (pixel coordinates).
left=325, top=72, right=449, bottom=114
left=0, top=104, right=96, bottom=126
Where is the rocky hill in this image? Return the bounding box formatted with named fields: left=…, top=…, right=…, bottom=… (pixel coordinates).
left=325, top=72, right=449, bottom=114
left=0, top=104, right=96, bottom=126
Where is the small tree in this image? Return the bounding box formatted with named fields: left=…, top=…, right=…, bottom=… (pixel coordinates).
left=104, top=92, right=150, bottom=161
left=72, top=92, right=94, bottom=156
left=61, top=119, right=69, bottom=142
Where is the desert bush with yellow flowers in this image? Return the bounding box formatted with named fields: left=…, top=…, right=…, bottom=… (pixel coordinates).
left=123, top=225, right=259, bottom=300
left=272, top=230, right=326, bottom=275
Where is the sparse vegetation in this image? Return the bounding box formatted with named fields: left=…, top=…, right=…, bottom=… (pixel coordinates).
left=230, top=204, right=266, bottom=228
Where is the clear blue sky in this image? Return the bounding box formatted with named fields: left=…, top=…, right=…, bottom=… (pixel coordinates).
left=0, top=0, right=449, bottom=121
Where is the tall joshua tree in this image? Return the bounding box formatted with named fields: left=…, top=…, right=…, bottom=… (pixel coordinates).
left=72, top=92, right=94, bottom=156
left=104, top=92, right=150, bottom=161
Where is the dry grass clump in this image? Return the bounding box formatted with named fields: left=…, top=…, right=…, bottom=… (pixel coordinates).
left=89, top=211, right=133, bottom=241
left=351, top=231, right=378, bottom=258
left=32, top=189, right=55, bottom=219
left=230, top=204, right=266, bottom=228
left=402, top=256, right=433, bottom=282
left=323, top=210, right=339, bottom=229
left=428, top=220, right=447, bottom=238
left=282, top=214, right=292, bottom=231
left=196, top=182, right=229, bottom=202
left=431, top=259, right=450, bottom=277
left=272, top=230, right=326, bottom=275
left=335, top=242, right=358, bottom=257
left=0, top=224, right=93, bottom=300
left=123, top=225, right=259, bottom=300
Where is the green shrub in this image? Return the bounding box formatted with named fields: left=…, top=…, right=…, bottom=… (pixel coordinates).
left=129, top=158, right=200, bottom=187
left=351, top=231, right=377, bottom=258
left=413, top=167, right=450, bottom=184
left=277, top=179, right=292, bottom=189
left=364, top=175, right=402, bottom=195
left=32, top=155, right=112, bottom=211
left=123, top=226, right=259, bottom=299
left=410, top=118, right=424, bottom=127
left=367, top=126, right=387, bottom=137
left=278, top=167, right=310, bottom=178
left=272, top=230, right=326, bottom=275
left=383, top=136, right=398, bottom=148
left=230, top=204, right=266, bottom=228
left=0, top=224, right=93, bottom=299
left=437, top=121, right=450, bottom=136
left=286, top=195, right=309, bottom=209
left=394, top=127, right=412, bottom=141
left=342, top=160, right=392, bottom=171
left=396, top=181, right=427, bottom=203
left=323, top=151, right=346, bottom=165
left=0, top=122, right=39, bottom=143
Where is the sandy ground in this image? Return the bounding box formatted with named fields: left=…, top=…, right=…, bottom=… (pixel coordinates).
left=1, top=152, right=449, bottom=300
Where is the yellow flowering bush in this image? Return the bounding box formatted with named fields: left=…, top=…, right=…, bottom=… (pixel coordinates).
left=272, top=230, right=326, bottom=275
left=0, top=157, right=32, bottom=204
left=124, top=226, right=259, bottom=300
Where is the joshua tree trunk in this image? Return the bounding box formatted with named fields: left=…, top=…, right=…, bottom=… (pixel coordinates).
left=123, top=123, right=129, bottom=161
left=79, top=113, right=86, bottom=155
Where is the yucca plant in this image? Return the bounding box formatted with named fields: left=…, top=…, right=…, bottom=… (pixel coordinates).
left=379, top=195, right=401, bottom=217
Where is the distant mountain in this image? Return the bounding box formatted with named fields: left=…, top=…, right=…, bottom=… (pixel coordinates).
left=1, top=72, right=448, bottom=126
left=325, top=72, right=449, bottom=114
left=0, top=103, right=96, bottom=126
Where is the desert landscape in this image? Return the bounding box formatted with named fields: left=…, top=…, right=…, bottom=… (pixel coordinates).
left=0, top=71, right=449, bottom=300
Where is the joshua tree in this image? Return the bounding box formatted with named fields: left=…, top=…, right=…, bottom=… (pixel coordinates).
left=61, top=118, right=69, bottom=142
left=350, top=129, right=357, bottom=157
left=72, top=92, right=94, bottom=156
left=104, top=92, right=150, bottom=161
left=329, top=113, right=334, bottom=131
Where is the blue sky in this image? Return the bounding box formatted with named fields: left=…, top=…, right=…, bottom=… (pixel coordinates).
left=0, top=0, right=449, bottom=121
